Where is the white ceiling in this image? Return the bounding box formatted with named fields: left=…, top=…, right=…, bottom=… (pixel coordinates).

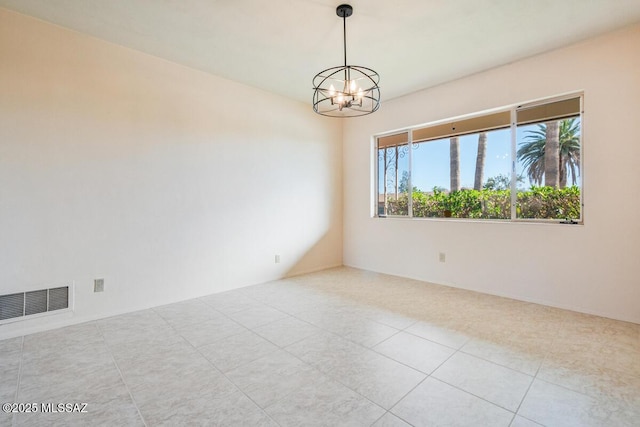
left=3, top=0, right=640, bottom=105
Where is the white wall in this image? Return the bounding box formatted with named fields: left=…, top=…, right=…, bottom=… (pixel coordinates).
left=344, top=24, right=640, bottom=324
left=0, top=9, right=343, bottom=339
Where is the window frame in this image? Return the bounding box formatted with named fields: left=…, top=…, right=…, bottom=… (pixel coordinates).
left=373, top=93, right=584, bottom=224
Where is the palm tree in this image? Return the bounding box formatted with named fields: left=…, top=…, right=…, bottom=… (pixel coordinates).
left=544, top=121, right=560, bottom=187
left=450, top=137, right=460, bottom=192
left=474, top=132, right=487, bottom=190
left=517, top=118, right=580, bottom=188
left=556, top=119, right=581, bottom=187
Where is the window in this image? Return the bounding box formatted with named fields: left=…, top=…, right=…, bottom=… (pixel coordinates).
left=377, top=132, right=410, bottom=216
left=515, top=98, right=582, bottom=220
left=375, top=94, right=583, bottom=222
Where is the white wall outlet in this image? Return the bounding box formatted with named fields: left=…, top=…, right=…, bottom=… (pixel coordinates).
left=275, top=254, right=280, bottom=264
left=438, top=252, right=446, bottom=263
left=94, top=278, right=105, bottom=292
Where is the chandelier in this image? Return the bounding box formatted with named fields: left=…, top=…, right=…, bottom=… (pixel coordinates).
left=312, top=4, right=380, bottom=117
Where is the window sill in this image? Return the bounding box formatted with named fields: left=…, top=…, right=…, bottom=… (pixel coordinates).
left=374, top=215, right=583, bottom=226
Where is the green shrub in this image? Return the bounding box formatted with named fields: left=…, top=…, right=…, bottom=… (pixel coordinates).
left=516, top=186, right=581, bottom=219
left=385, top=186, right=580, bottom=220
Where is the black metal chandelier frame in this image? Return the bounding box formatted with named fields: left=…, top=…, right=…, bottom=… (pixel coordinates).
left=312, top=4, right=380, bottom=117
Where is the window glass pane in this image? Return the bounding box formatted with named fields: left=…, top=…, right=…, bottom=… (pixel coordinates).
left=515, top=116, right=582, bottom=220
left=377, top=141, right=410, bottom=216
left=412, top=128, right=511, bottom=218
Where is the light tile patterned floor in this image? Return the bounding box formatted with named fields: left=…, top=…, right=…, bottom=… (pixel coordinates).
left=1, top=267, right=639, bottom=426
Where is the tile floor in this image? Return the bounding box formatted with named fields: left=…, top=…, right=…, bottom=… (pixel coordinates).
left=1, top=267, right=639, bottom=426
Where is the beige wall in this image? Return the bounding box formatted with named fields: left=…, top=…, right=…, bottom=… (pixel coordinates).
left=343, top=24, right=640, bottom=323
left=0, top=9, right=343, bottom=338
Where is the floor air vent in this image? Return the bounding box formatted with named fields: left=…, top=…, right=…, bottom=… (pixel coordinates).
left=0, top=286, right=70, bottom=321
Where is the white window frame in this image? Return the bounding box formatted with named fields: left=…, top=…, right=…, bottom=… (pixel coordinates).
left=373, top=92, right=584, bottom=224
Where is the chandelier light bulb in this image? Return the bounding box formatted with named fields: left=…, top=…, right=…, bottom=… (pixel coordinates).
left=350, top=79, right=357, bottom=93
left=329, top=84, right=336, bottom=96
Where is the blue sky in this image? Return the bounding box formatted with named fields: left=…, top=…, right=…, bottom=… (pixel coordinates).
left=379, top=121, right=581, bottom=193
left=379, top=128, right=511, bottom=192
left=411, top=128, right=511, bottom=191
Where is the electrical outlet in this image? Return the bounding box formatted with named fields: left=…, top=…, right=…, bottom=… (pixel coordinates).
left=94, top=278, right=104, bottom=292
left=438, top=252, right=446, bottom=263
left=275, top=254, right=280, bottom=264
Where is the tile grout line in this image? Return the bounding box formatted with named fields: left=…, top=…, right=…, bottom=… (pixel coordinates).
left=280, top=309, right=446, bottom=410
left=368, top=411, right=388, bottom=426
left=106, top=310, right=521, bottom=425
left=368, top=328, right=404, bottom=350
left=264, top=310, right=400, bottom=413
left=386, top=337, right=538, bottom=421
left=195, top=295, right=313, bottom=338
left=429, top=376, right=519, bottom=416
left=403, top=328, right=544, bottom=380
left=155, top=301, right=283, bottom=360
left=285, top=305, right=406, bottom=351
left=509, top=377, right=536, bottom=426
left=182, top=303, right=387, bottom=420
left=387, top=411, right=417, bottom=427
left=276, top=343, right=387, bottom=415
left=181, top=334, right=284, bottom=427
left=509, top=346, right=547, bottom=423
left=369, top=410, right=420, bottom=427
left=385, top=340, right=464, bottom=416
left=156, top=301, right=285, bottom=425
left=401, top=328, right=466, bottom=351
left=157, top=300, right=288, bottom=396
left=190, top=305, right=398, bottom=418
left=457, top=346, right=542, bottom=377
left=521, top=329, right=609, bottom=411
left=367, top=315, right=420, bottom=349
left=252, top=290, right=412, bottom=338
left=166, top=294, right=513, bottom=410
left=250, top=323, right=318, bottom=349
left=376, top=330, right=471, bottom=375
left=289, top=310, right=421, bottom=405
left=530, top=333, right=638, bottom=409
left=436, top=339, right=534, bottom=415
left=94, top=322, right=149, bottom=427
